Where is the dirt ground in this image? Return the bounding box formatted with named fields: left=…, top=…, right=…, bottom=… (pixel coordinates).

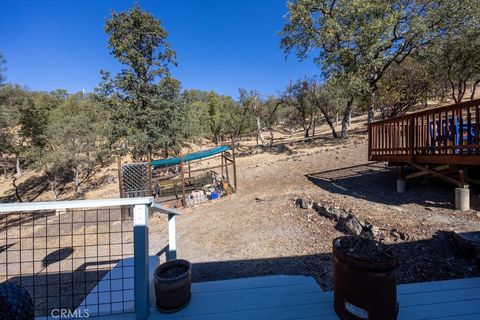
left=2, top=117, right=480, bottom=292
left=0, top=208, right=134, bottom=316
left=146, top=127, right=480, bottom=290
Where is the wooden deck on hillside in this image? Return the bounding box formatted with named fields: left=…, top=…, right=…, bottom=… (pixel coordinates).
left=100, top=275, right=480, bottom=320
left=368, top=99, right=480, bottom=166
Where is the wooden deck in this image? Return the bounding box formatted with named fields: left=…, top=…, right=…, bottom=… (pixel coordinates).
left=368, top=99, right=480, bottom=166
left=101, top=275, right=480, bottom=320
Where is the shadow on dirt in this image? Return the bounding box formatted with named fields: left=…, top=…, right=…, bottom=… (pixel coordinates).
left=191, top=231, right=480, bottom=290
left=0, top=210, right=56, bottom=233
left=0, top=175, right=50, bottom=203
left=42, top=247, right=74, bottom=268
left=306, top=162, right=479, bottom=210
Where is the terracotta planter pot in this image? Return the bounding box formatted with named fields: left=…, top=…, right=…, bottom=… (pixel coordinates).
left=333, top=236, right=398, bottom=320
left=154, top=259, right=192, bottom=312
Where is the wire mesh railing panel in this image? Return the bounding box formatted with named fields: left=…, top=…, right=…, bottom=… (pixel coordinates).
left=0, top=207, right=134, bottom=318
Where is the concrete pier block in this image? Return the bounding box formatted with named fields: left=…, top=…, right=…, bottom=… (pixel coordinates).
left=455, top=186, right=470, bottom=211
left=397, top=179, right=406, bottom=194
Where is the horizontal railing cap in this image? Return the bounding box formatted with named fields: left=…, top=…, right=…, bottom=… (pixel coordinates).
left=0, top=197, right=155, bottom=213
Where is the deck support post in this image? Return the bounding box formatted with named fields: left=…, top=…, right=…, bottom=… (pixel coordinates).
left=459, top=170, right=466, bottom=188
left=133, top=204, right=150, bottom=320
left=397, top=166, right=406, bottom=193
left=397, top=179, right=406, bottom=194
left=455, top=185, right=470, bottom=211
left=398, top=165, right=405, bottom=179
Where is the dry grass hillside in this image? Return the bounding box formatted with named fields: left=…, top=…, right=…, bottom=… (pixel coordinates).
left=1, top=108, right=479, bottom=289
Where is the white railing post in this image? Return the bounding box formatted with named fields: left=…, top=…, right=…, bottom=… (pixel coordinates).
left=133, top=204, right=150, bottom=320
left=168, top=213, right=177, bottom=260
left=0, top=197, right=180, bottom=318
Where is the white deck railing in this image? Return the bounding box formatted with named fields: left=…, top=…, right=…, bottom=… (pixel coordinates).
left=0, top=197, right=179, bottom=320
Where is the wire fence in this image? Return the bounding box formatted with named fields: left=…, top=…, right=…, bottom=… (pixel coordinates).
left=0, top=206, right=134, bottom=318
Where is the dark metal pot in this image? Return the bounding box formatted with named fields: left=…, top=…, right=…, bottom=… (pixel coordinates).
left=154, top=259, right=192, bottom=312
left=333, top=236, right=398, bottom=320
left=0, top=282, right=34, bottom=320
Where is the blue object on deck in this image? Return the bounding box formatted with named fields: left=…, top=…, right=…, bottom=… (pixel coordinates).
left=151, top=146, right=231, bottom=168
left=210, top=191, right=219, bottom=200
left=429, top=119, right=477, bottom=153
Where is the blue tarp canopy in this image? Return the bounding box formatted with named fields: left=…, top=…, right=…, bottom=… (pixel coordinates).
left=151, top=145, right=231, bottom=168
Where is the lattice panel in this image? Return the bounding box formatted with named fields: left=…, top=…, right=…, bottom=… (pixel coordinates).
left=121, top=163, right=148, bottom=195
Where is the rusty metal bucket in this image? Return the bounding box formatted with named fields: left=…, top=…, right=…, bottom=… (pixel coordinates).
left=333, top=236, right=398, bottom=320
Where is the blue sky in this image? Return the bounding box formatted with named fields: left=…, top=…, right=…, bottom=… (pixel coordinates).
left=0, top=0, right=318, bottom=98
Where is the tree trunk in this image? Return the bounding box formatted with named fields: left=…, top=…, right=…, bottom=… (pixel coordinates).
left=324, top=116, right=338, bottom=138
left=15, top=156, right=21, bottom=178
left=269, top=128, right=274, bottom=146
left=471, top=80, right=480, bottom=100
left=318, top=109, right=338, bottom=138
left=341, top=98, right=354, bottom=138
left=304, top=125, right=310, bottom=138
left=367, top=105, right=374, bottom=123
left=312, top=115, right=316, bottom=136
left=256, top=117, right=265, bottom=146
left=73, top=169, right=80, bottom=197
left=456, top=80, right=466, bottom=102
left=12, top=177, right=22, bottom=202
left=50, top=181, right=59, bottom=200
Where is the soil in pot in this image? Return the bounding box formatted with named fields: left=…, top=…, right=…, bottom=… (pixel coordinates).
left=335, top=236, right=394, bottom=263
left=154, top=259, right=192, bottom=313
left=333, top=236, right=397, bottom=320
left=157, top=265, right=189, bottom=279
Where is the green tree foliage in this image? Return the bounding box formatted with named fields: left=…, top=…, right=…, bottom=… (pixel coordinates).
left=375, top=56, right=431, bottom=119
left=224, top=100, right=254, bottom=142
left=100, top=5, right=177, bottom=158
left=281, top=79, right=318, bottom=138
left=0, top=85, right=32, bottom=178
left=303, top=78, right=343, bottom=138
left=154, top=78, right=196, bottom=157
left=19, top=91, right=63, bottom=149
left=182, top=89, right=251, bottom=145
left=182, top=89, right=211, bottom=140
left=260, top=96, right=283, bottom=145
left=281, top=0, right=475, bottom=132
left=206, top=92, right=240, bottom=144
left=239, top=89, right=268, bottom=145
left=0, top=51, right=6, bottom=85
left=425, top=30, right=480, bottom=103
left=30, top=94, right=108, bottom=198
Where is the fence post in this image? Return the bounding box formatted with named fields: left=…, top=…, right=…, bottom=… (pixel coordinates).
left=147, top=153, right=152, bottom=196
left=180, top=156, right=186, bottom=207
left=168, top=213, right=177, bottom=260
left=367, top=124, right=372, bottom=160
left=117, top=157, right=123, bottom=198
left=409, top=118, right=415, bottom=162
left=231, top=138, right=238, bottom=192
left=133, top=204, right=150, bottom=320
